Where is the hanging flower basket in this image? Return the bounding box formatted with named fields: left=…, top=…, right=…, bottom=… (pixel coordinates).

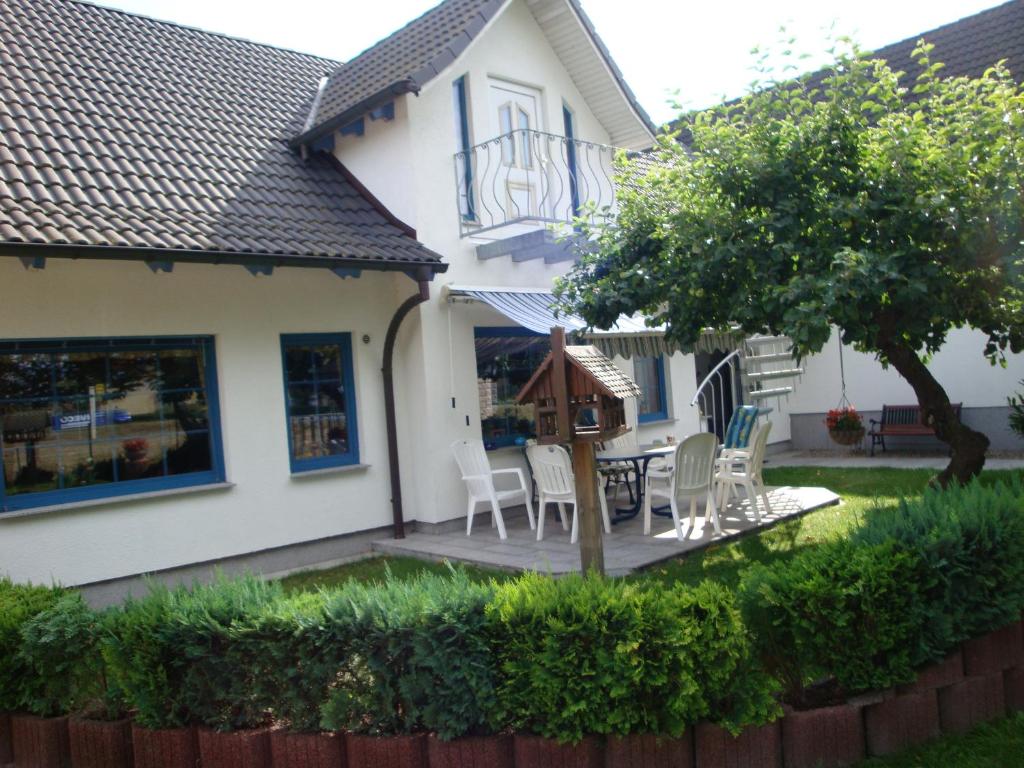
left=826, top=407, right=864, bottom=447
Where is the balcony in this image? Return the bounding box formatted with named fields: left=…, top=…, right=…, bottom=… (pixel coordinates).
left=454, top=129, right=621, bottom=246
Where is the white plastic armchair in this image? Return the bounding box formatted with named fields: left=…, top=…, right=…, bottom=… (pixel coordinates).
left=715, top=421, right=773, bottom=523
left=526, top=444, right=611, bottom=543
left=451, top=439, right=535, bottom=540
left=643, top=432, right=721, bottom=540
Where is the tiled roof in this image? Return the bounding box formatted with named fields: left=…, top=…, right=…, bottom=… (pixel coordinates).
left=675, top=0, right=1024, bottom=145
left=566, top=346, right=642, bottom=399
left=295, top=0, right=656, bottom=148
left=867, top=0, right=1024, bottom=84
left=295, top=0, right=505, bottom=148
left=0, top=0, right=446, bottom=272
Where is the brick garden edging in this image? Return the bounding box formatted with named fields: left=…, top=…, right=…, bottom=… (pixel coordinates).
left=2, top=617, right=1023, bottom=768
left=0, top=711, right=13, bottom=765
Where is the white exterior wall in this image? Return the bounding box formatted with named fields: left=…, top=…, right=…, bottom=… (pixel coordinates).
left=0, top=257, right=412, bottom=586
left=334, top=0, right=682, bottom=526
left=796, top=329, right=1024, bottom=413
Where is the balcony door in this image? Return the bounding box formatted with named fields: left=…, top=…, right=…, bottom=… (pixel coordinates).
left=488, top=78, right=544, bottom=224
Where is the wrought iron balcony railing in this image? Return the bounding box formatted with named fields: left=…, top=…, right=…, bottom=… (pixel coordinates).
left=454, top=129, right=620, bottom=237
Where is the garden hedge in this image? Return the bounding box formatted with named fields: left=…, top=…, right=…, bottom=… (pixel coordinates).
left=0, top=478, right=1021, bottom=747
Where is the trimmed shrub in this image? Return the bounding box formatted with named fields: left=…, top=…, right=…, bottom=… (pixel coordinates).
left=102, top=574, right=282, bottom=731
left=320, top=568, right=497, bottom=740
left=739, top=540, right=927, bottom=699
left=16, top=592, right=122, bottom=718
left=853, top=477, right=1024, bottom=658
left=0, top=578, right=66, bottom=711
left=236, top=590, right=337, bottom=733
left=487, top=573, right=776, bottom=743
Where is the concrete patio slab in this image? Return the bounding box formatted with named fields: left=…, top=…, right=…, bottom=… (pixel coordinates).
left=373, top=485, right=840, bottom=576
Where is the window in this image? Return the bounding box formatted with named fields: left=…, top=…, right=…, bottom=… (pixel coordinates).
left=281, top=333, right=359, bottom=472
left=563, top=105, right=580, bottom=218
left=499, top=103, right=515, bottom=165
left=475, top=327, right=549, bottom=449
left=452, top=75, right=475, bottom=220
left=0, top=336, right=224, bottom=512
left=635, top=355, right=668, bottom=422
left=517, top=107, right=532, bottom=168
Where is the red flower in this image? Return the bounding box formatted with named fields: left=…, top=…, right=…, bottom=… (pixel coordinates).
left=825, top=407, right=862, bottom=431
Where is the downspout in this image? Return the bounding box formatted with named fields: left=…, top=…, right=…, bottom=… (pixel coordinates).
left=383, top=274, right=431, bottom=539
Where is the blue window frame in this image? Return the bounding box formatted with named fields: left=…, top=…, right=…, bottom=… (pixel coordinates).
left=563, top=104, right=581, bottom=219
left=635, top=355, right=668, bottom=423
left=0, top=336, right=225, bottom=513
left=280, top=333, right=360, bottom=473
left=474, top=326, right=548, bottom=449
left=453, top=75, right=476, bottom=221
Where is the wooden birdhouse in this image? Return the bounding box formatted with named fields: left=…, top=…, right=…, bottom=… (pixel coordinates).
left=516, top=327, right=641, bottom=445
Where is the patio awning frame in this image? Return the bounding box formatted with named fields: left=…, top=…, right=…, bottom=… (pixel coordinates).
left=444, top=284, right=741, bottom=357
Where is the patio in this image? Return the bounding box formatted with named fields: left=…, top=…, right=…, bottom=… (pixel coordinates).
left=374, top=485, right=840, bottom=576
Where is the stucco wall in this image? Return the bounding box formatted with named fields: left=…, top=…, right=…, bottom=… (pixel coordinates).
left=332, top=0, right=664, bottom=526
left=788, top=329, right=1024, bottom=451
left=0, top=257, right=415, bottom=586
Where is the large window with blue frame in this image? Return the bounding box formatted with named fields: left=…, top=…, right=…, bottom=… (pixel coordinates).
left=0, top=336, right=224, bottom=512
left=635, top=355, right=668, bottom=423
left=281, top=333, right=359, bottom=472
left=475, top=327, right=549, bottom=449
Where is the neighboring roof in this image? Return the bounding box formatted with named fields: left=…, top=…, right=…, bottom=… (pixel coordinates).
left=0, top=0, right=446, bottom=273
left=294, top=0, right=656, bottom=150
left=863, top=0, right=1024, bottom=84
left=674, top=0, right=1024, bottom=145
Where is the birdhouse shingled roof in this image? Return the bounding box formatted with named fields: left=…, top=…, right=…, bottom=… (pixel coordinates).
left=516, top=343, right=641, bottom=404
left=565, top=346, right=642, bottom=399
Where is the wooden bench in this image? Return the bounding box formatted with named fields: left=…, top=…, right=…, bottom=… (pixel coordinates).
left=869, top=403, right=962, bottom=456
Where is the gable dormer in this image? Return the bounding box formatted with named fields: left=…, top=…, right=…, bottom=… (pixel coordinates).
left=291, top=0, right=655, bottom=153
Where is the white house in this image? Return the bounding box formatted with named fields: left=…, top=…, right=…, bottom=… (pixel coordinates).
left=1, top=0, right=1021, bottom=599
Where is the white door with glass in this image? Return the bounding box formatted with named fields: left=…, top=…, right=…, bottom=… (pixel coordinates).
left=488, top=78, right=544, bottom=223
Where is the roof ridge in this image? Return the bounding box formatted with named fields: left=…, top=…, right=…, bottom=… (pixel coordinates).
left=62, top=0, right=342, bottom=70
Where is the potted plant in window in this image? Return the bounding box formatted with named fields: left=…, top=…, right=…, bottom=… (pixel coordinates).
left=825, top=407, right=864, bottom=447
left=121, top=438, right=150, bottom=480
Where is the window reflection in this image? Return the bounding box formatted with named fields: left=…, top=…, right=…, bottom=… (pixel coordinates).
left=475, top=330, right=549, bottom=449
left=281, top=336, right=357, bottom=469
left=0, top=341, right=215, bottom=500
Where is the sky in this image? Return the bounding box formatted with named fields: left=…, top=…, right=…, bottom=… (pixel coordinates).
left=93, top=0, right=1007, bottom=125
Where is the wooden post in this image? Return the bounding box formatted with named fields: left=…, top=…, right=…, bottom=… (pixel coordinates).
left=571, top=438, right=605, bottom=575
left=550, top=327, right=571, bottom=442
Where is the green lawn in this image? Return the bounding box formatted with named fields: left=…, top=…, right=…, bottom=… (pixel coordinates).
left=279, top=553, right=508, bottom=593
left=856, top=713, right=1024, bottom=767
left=279, top=466, right=1023, bottom=593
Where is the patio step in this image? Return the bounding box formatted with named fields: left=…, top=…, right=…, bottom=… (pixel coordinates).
left=745, top=334, right=793, bottom=346
left=748, top=385, right=795, bottom=400
left=745, top=367, right=804, bottom=381
left=745, top=351, right=795, bottom=364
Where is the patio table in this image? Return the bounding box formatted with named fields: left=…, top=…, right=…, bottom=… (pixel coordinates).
left=596, top=445, right=676, bottom=521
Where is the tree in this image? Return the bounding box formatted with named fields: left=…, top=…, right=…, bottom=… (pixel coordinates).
left=559, top=42, right=1024, bottom=486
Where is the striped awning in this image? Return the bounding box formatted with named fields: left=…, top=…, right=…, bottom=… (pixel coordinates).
left=445, top=285, right=742, bottom=358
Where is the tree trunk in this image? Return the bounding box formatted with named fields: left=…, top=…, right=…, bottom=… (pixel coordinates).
left=875, top=333, right=989, bottom=486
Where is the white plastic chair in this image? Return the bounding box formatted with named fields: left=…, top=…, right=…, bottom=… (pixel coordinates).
left=597, top=431, right=640, bottom=506
left=526, top=444, right=611, bottom=543
left=451, top=439, right=535, bottom=540
left=643, top=432, right=720, bottom=540
left=715, top=421, right=773, bottom=523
